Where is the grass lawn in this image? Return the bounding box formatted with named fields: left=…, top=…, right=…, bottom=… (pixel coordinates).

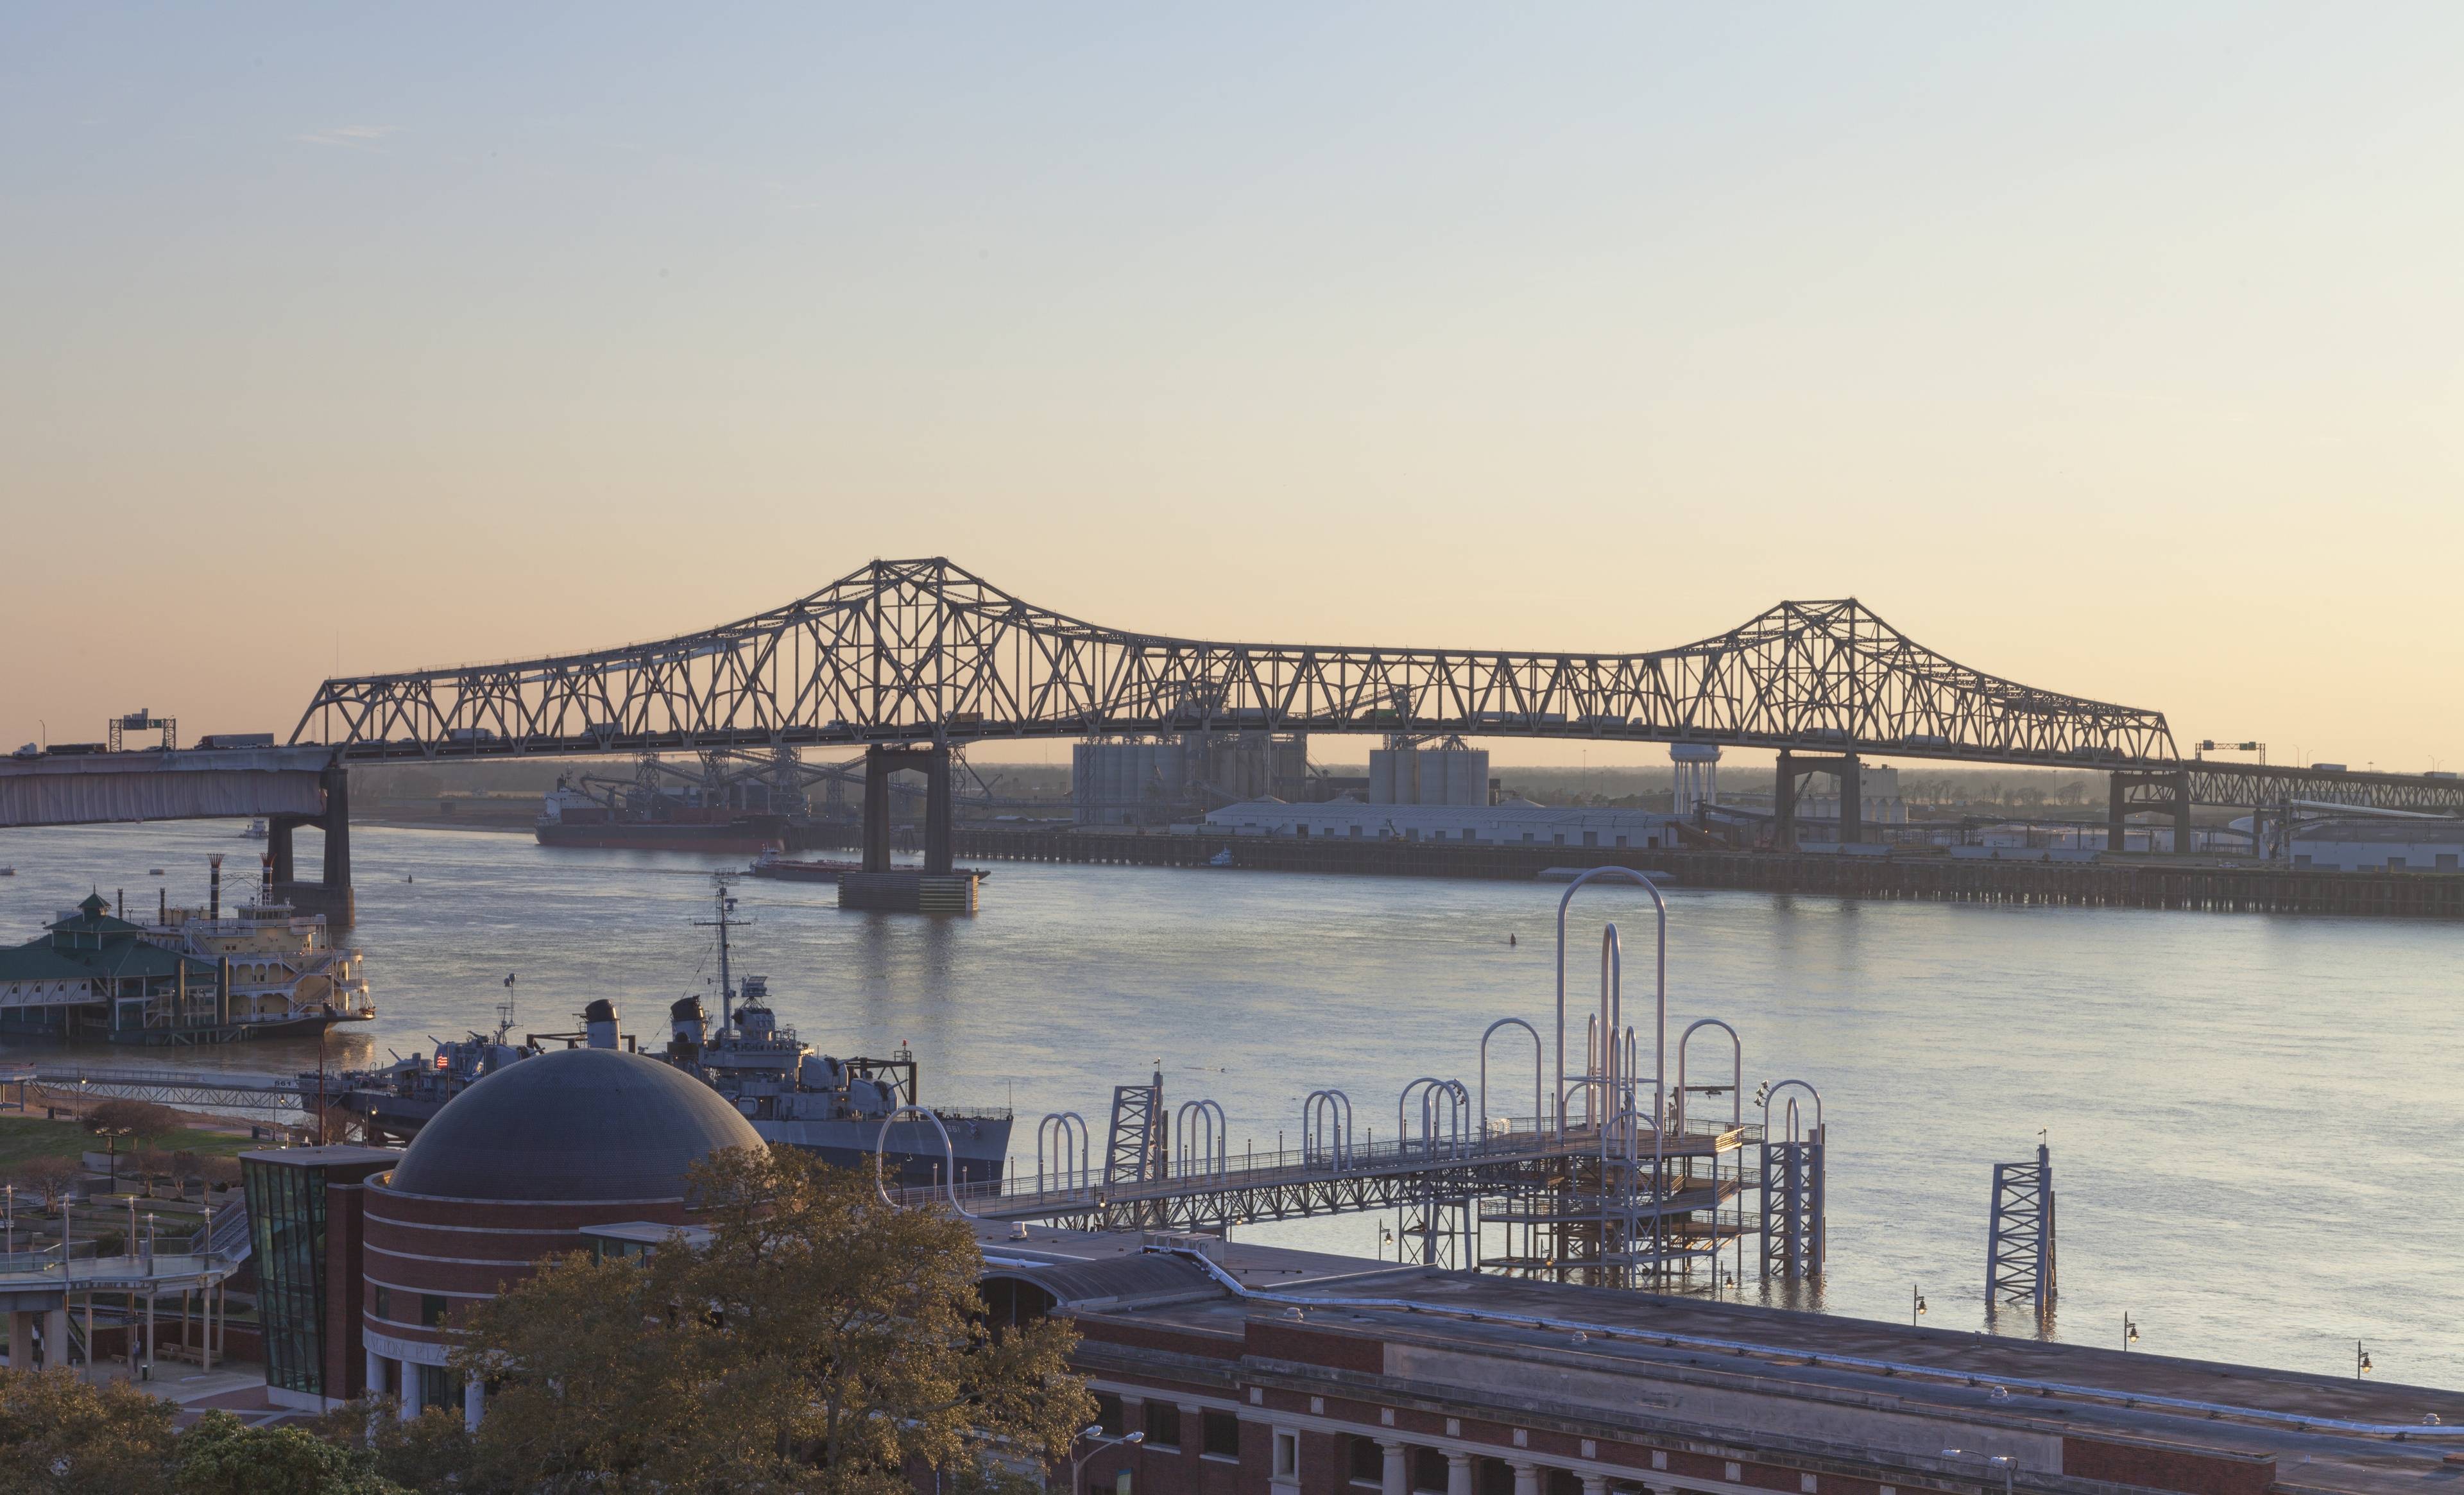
left=0, top=1115, right=251, bottom=1174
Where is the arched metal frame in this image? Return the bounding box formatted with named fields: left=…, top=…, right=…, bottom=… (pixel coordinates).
left=1761, top=1079, right=1823, bottom=1143
left=1676, top=1018, right=1743, bottom=1135
left=1398, top=1077, right=1470, bottom=1162
left=1301, top=1089, right=1353, bottom=1171
left=1554, top=867, right=1668, bottom=1148
left=1175, top=1099, right=1228, bottom=1183
left=1037, top=1111, right=1091, bottom=1195
left=1478, top=1017, right=1542, bottom=1140
left=873, top=1105, right=976, bottom=1218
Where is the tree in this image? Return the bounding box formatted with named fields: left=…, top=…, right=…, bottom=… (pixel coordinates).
left=8, top=1158, right=76, bottom=1212
left=169, top=1410, right=398, bottom=1495
left=83, top=1100, right=178, bottom=1143
left=0, top=1367, right=178, bottom=1495
left=452, top=1145, right=1094, bottom=1494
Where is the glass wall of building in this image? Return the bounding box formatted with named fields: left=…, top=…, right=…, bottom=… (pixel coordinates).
left=243, top=1156, right=329, bottom=1398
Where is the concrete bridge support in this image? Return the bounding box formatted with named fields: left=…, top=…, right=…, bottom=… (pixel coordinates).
left=273, top=763, right=354, bottom=923
left=861, top=744, right=954, bottom=875
left=2108, top=769, right=2194, bottom=855
left=1774, top=751, right=1862, bottom=850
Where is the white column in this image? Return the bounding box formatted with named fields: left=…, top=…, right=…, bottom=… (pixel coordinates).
left=366, top=1344, right=388, bottom=1403
left=463, top=1375, right=484, bottom=1433
left=1446, top=1453, right=1473, bottom=1495
left=1383, top=1441, right=1409, bottom=1495
left=41, top=1309, right=67, bottom=1373
left=397, top=1358, right=420, bottom=1420
left=1511, top=1463, right=1540, bottom=1495
left=1582, top=1478, right=1608, bottom=1495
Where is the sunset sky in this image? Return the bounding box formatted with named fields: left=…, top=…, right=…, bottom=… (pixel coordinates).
left=8, top=4, right=2462, bottom=768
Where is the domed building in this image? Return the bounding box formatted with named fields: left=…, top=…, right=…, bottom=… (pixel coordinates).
left=357, top=1046, right=761, bottom=1424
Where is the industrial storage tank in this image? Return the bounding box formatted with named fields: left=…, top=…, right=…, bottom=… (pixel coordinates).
left=1369, top=744, right=1490, bottom=805
left=1072, top=739, right=1189, bottom=824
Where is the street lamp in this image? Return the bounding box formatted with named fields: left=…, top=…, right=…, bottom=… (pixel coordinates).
left=2123, top=1314, right=2139, bottom=1353
left=1912, top=1286, right=1927, bottom=1326
left=1070, top=1425, right=1144, bottom=1495
left=2356, top=1340, right=2372, bottom=1380
left=1942, top=1449, right=2015, bottom=1495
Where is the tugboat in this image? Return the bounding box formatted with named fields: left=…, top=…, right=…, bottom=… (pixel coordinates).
left=320, top=880, right=1011, bottom=1186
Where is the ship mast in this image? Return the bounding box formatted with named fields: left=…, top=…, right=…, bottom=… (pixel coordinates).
left=694, top=876, right=749, bottom=1034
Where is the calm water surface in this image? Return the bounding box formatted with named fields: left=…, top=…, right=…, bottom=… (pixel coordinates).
left=4, top=821, right=2458, bottom=1385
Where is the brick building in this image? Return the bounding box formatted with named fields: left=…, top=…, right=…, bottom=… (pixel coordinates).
left=243, top=1045, right=760, bottom=1421
left=993, top=1227, right=2460, bottom=1495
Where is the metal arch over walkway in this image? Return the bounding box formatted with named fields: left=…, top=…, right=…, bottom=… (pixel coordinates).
left=291, top=557, right=2179, bottom=769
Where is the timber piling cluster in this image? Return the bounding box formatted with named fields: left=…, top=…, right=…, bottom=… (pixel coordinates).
left=950, top=827, right=2464, bottom=918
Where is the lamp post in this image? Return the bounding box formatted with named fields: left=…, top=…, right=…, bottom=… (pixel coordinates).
left=2123, top=1313, right=2139, bottom=1353
left=1912, top=1285, right=1927, bottom=1326
left=2356, top=1340, right=2372, bottom=1380
left=95, top=1124, right=133, bottom=1192
left=1070, top=1425, right=1145, bottom=1495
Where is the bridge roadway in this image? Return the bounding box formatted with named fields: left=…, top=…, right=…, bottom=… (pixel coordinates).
left=889, top=1118, right=1755, bottom=1234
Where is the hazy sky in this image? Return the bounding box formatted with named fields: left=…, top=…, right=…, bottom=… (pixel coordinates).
left=8, top=4, right=2461, bottom=768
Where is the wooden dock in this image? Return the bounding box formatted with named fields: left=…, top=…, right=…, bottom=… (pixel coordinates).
left=950, top=826, right=2464, bottom=918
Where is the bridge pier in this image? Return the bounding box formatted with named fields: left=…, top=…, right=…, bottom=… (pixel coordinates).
left=1774, top=753, right=1795, bottom=850
left=863, top=748, right=895, bottom=873
left=860, top=744, right=955, bottom=875
left=1775, top=751, right=1861, bottom=850
left=2107, top=769, right=2195, bottom=855
left=274, top=764, right=353, bottom=925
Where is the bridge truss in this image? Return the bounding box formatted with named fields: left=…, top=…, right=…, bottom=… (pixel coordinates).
left=293, top=558, right=2178, bottom=770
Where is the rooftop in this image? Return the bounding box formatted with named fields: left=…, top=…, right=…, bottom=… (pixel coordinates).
left=977, top=1220, right=2464, bottom=1495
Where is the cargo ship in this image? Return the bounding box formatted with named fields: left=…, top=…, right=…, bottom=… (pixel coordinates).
left=536, top=780, right=789, bottom=853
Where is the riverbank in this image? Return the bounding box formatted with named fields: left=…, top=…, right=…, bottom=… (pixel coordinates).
left=950, top=826, right=2464, bottom=918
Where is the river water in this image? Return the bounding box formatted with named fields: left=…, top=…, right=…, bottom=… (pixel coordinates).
left=3, top=819, right=2458, bottom=1386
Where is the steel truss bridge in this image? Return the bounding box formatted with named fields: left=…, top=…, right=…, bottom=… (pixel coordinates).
left=296, top=558, right=2182, bottom=771
left=277, top=557, right=2464, bottom=817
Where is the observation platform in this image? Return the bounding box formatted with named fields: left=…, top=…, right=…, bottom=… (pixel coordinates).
left=895, top=1117, right=1759, bottom=1235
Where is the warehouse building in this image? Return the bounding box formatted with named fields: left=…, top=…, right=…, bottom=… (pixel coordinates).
left=1203, top=797, right=1682, bottom=851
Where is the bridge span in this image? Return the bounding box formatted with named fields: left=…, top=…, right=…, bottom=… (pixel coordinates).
left=5, top=559, right=2460, bottom=896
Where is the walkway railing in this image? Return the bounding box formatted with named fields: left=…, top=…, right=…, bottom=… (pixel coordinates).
left=888, top=1114, right=1759, bottom=1217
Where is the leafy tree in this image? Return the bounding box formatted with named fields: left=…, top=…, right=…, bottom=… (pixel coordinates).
left=452, top=1145, right=1093, bottom=1494
left=0, top=1367, right=177, bottom=1495
left=169, top=1410, right=398, bottom=1495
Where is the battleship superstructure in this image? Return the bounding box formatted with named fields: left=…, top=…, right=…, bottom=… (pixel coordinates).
left=319, top=881, right=1009, bottom=1186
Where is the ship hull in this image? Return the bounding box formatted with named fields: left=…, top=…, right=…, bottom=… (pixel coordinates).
left=536, top=818, right=785, bottom=853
